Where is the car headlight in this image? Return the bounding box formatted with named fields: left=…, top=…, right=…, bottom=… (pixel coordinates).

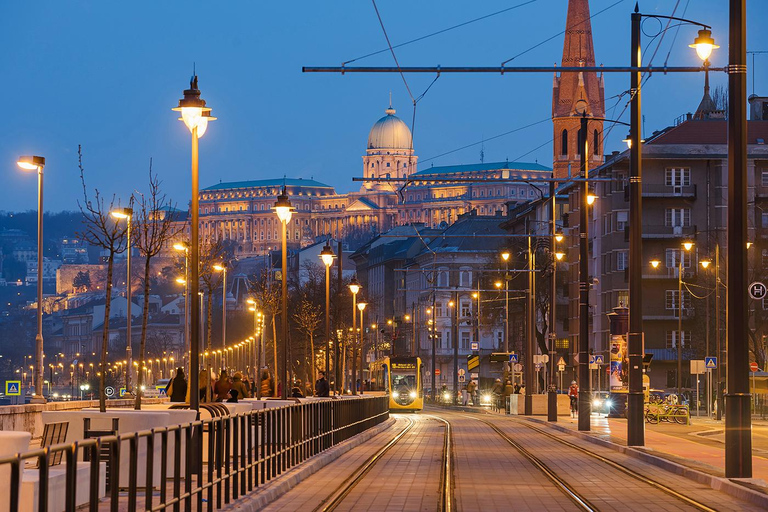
left=592, top=399, right=601, bottom=408
left=392, top=391, right=400, bottom=399
left=409, top=391, right=417, bottom=399
left=604, top=400, right=612, bottom=408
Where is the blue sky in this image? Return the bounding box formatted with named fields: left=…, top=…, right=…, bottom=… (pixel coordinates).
left=2, top=0, right=766, bottom=212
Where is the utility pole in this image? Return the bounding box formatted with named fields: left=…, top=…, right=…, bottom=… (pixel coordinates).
left=525, top=220, right=535, bottom=415
left=578, top=112, right=592, bottom=432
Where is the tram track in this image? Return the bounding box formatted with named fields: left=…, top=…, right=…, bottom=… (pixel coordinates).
left=313, top=415, right=453, bottom=512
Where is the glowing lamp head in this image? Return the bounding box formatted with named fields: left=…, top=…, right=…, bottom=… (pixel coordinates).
left=555, top=232, right=564, bottom=243
left=683, top=241, right=694, bottom=252
left=173, top=242, right=189, bottom=252
left=747, top=242, right=753, bottom=249
left=472, top=292, right=478, bottom=299
left=700, top=260, right=712, bottom=269
left=213, top=264, right=225, bottom=272
left=448, top=300, right=455, bottom=307
left=248, top=307, right=256, bottom=312
left=320, top=243, right=335, bottom=267
left=272, top=186, right=294, bottom=224
left=246, top=298, right=256, bottom=305
left=176, top=277, right=186, bottom=284
left=387, top=319, right=393, bottom=325
left=17, top=155, right=45, bottom=171
left=495, top=281, right=503, bottom=289
left=689, top=29, right=719, bottom=62
left=349, top=276, right=361, bottom=295
left=555, top=252, right=565, bottom=261
left=501, top=251, right=511, bottom=262
left=587, top=194, right=597, bottom=205
left=650, top=259, right=661, bottom=269
left=404, top=314, right=410, bottom=321
left=110, top=207, right=132, bottom=220
left=357, top=302, right=367, bottom=312
left=172, top=75, right=215, bottom=137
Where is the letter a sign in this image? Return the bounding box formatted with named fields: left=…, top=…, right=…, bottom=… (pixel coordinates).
left=5, top=381, right=21, bottom=396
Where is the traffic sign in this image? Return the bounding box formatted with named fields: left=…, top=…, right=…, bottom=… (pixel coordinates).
left=458, top=368, right=465, bottom=376
left=749, top=282, right=767, bottom=300
left=513, top=363, right=523, bottom=372
left=535, top=363, right=543, bottom=371
left=104, top=386, right=115, bottom=397
left=557, top=357, right=566, bottom=366
left=119, top=387, right=126, bottom=397
left=593, top=355, right=604, bottom=365
left=5, top=381, right=21, bottom=396
left=509, top=354, right=519, bottom=364
left=467, top=354, right=480, bottom=371
left=705, top=356, right=717, bottom=370
left=156, top=386, right=167, bottom=397
left=558, top=364, right=566, bottom=372
left=435, top=369, right=441, bottom=376
left=470, top=342, right=479, bottom=351
left=458, top=375, right=466, bottom=383
left=470, top=373, right=479, bottom=380
left=750, top=362, right=760, bottom=373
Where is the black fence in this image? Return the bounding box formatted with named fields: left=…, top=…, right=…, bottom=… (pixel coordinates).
left=0, top=396, right=389, bottom=512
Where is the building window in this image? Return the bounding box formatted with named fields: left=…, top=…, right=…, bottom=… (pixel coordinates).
left=665, top=290, right=691, bottom=310
left=666, top=330, right=689, bottom=349
left=459, top=269, right=471, bottom=287
left=386, top=162, right=391, bottom=167
left=593, top=129, right=599, bottom=155
left=664, top=208, right=691, bottom=228
left=665, top=248, right=692, bottom=269
left=762, top=212, right=768, bottom=229
left=461, top=331, right=470, bottom=350
left=561, top=129, right=568, bottom=155
left=496, top=331, right=503, bottom=349
left=665, top=168, right=691, bottom=188
left=617, top=290, right=629, bottom=307
left=617, top=251, right=628, bottom=271
left=616, top=211, right=628, bottom=231
left=460, top=301, right=471, bottom=318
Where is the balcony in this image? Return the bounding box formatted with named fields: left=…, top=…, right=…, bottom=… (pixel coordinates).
left=642, top=184, right=697, bottom=199
left=641, top=225, right=697, bottom=239
left=642, top=306, right=695, bottom=321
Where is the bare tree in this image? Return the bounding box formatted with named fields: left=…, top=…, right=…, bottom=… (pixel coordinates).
left=294, top=298, right=321, bottom=384
left=132, top=165, right=180, bottom=409
left=76, top=146, right=128, bottom=412
left=249, top=269, right=280, bottom=378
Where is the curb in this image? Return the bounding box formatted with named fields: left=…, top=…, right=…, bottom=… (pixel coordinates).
left=524, top=416, right=768, bottom=509
left=223, top=417, right=397, bottom=511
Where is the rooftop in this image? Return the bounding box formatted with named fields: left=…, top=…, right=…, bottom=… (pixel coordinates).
left=202, top=178, right=334, bottom=192
left=411, top=161, right=552, bottom=177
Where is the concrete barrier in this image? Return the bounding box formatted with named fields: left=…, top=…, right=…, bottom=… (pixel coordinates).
left=21, top=462, right=106, bottom=512
left=516, top=394, right=572, bottom=415
left=0, top=431, right=32, bottom=512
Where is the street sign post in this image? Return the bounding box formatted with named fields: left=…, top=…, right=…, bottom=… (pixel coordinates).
left=458, top=368, right=465, bottom=376
left=509, top=354, right=519, bottom=364
left=750, top=361, right=759, bottom=372
left=470, top=342, right=479, bottom=351
left=104, top=386, right=115, bottom=398
left=705, top=357, right=717, bottom=369
left=749, top=282, right=767, bottom=300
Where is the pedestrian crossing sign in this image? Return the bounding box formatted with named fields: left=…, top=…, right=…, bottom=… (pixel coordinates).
left=509, top=354, right=518, bottom=364
left=157, top=386, right=167, bottom=397
left=119, top=387, right=127, bottom=397
left=705, top=357, right=717, bottom=370
left=5, top=381, right=21, bottom=396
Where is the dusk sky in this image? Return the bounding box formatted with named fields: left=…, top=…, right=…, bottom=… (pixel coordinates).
left=2, top=0, right=767, bottom=212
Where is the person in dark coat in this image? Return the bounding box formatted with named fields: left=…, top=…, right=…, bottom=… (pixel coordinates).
left=167, top=368, right=188, bottom=403
left=315, top=370, right=330, bottom=397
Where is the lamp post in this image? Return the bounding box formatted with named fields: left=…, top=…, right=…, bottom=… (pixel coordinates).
left=173, top=74, right=215, bottom=411
left=449, top=295, right=458, bottom=403
left=348, top=276, right=361, bottom=395
left=358, top=302, right=367, bottom=394
left=273, top=186, right=294, bottom=399
left=501, top=251, right=511, bottom=379
left=111, top=207, right=134, bottom=395
left=677, top=241, right=694, bottom=396
left=213, top=264, right=227, bottom=352
left=320, top=244, right=335, bottom=383
left=577, top=111, right=591, bottom=432
left=627, top=4, right=718, bottom=448
left=17, top=155, right=46, bottom=403
left=174, top=242, right=190, bottom=373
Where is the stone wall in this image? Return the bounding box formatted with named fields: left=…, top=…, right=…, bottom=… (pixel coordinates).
left=0, top=398, right=168, bottom=439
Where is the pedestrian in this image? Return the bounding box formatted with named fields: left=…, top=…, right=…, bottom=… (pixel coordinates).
left=315, top=370, right=330, bottom=397
left=491, top=378, right=503, bottom=396
left=166, top=368, right=188, bottom=403
left=568, top=380, right=579, bottom=417
left=519, top=384, right=526, bottom=396
left=513, top=382, right=521, bottom=394
left=226, top=389, right=239, bottom=403
left=503, top=380, right=514, bottom=397
left=260, top=369, right=275, bottom=398
left=199, top=368, right=212, bottom=402
left=461, top=383, right=468, bottom=406
left=215, top=369, right=232, bottom=402
left=467, top=379, right=478, bottom=406
left=231, top=372, right=251, bottom=399
left=291, top=382, right=304, bottom=398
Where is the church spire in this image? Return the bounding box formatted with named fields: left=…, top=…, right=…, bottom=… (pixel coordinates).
left=552, top=0, right=605, bottom=179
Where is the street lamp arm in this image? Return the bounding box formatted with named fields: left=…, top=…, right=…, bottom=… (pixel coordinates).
left=639, top=12, right=711, bottom=30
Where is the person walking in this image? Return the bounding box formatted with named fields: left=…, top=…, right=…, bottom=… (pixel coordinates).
left=315, top=370, right=330, bottom=397
left=260, top=369, right=275, bottom=398
left=513, top=382, right=521, bottom=394
left=166, top=368, right=188, bottom=403
left=215, top=369, right=232, bottom=402
left=467, top=379, right=478, bottom=406
left=461, top=383, right=468, bottom=406
left=568, top=380, right=579, bottom=418
left=199, top=368, right=212, bottom=402
left=231, top=372, right=251, bottom=399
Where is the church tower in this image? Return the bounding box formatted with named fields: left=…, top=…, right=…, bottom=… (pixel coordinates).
left=552, top=0, right=605, bottom=180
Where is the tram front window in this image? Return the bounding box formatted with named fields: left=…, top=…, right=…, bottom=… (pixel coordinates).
left=391, top=374, right=418, bottom=403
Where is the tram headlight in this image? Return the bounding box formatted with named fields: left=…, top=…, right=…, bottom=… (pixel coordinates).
left=409, top=391, right=417, bottom=399
left=392, top=391, right=400, bottom=399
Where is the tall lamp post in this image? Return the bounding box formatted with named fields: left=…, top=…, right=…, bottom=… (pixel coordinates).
left=627, top=4, right=718, bottom=447
left=17, top=155, right=46, bottom=403
left=348, top=276, right=361, bottom=395
left=273, top=186, right=294, bottom=399
left=577, top=111, right=593, bottom=432
left=174, top=242, right=190, bottom=376
left=111, top=207, right=134, bottom=395
left=501, top=251, right=511, bottom=380
left=357, top=302, right=367, bottom=394
left=173, top=74, right=215, bottom=411
left=213, top=264, right=228, bottom=351
left=320, top=244, right=335, bottom=384
left=677, top=241, right=694, bottom=396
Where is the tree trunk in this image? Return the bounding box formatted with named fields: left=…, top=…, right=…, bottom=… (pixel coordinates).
left=99, top=253, right=116, bottom=412
left=341, top=338, right=347, bottom=394
left=309, top=333, right=315, bottom=388
left=135, top=258, right=152, bottom=410
left=206, top=292, right=213, bottom=402
left=272, top=315, right=277, bottom=381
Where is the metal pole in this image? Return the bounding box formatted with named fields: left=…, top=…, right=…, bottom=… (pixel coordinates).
left=525, top=225, right=535, bottom=415
left=578, top=112, right=591, bottom=432
left=706, top=262, right=711, bottom=417
left=281, top=219, right=288, bottom=400
left=627, top=6, right=645, bottom=446
left=336, top=241, right=343, bottom=395
left=184, top=255, right=189, bottom=379
left=325, top=264, right=330, bottom=376
left=126, top=217, right=132, bottom=394
left=431, top=293, right=436, bottom=401
left=222, top=268, right=227, bottom=353
left=453, top=290, right=459, bottom=402
left=725, top=0, right=752, bottom=478
left=716, top=244, right=723, bottom=420
left=359, top=308, right=364, bottom=394
left=254, top=309, right=261, bottom=399
left=190, top=126, right=200, bottom=411
left=32, top=165, right=45, bottom=403
left=352, top=291, right=357, bottom=396
left=504, top=259, right=510, bottom=380
left=678, top=253, right=683, bottom=396
left=548, top=181, right=558, bottom=422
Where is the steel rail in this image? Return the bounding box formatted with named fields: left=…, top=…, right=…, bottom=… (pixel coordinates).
left=424, top=415, right=454, bottom=512
left=509, top=418, right=718, bottom=512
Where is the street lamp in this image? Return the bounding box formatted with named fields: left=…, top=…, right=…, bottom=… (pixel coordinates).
left=357, top=302, right=367, bottom=394
left=213, top=263, right=228, bottom=351
left=111, top=207, right=134, bottom=395
left=17, top=155, right=46, bottom=403
left=677, top=241, right=694, bottom=396
left=500, top=251, right=511, bottom=379
left=348, top=276, right=361, bottom=394
left=320, top=243, right=335, bottom=391
left=173, top=74, right=215, bottom=411
left=174, top=241, right=190, bottom=376
left=626, top=5, right=718, bottom=448
left=273, top=185, right=294, bottom=399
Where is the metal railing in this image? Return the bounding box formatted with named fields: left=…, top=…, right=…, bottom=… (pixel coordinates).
left=1, top=396, right=389, bottom=512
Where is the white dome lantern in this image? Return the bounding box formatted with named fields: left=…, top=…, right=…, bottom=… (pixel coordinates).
left=367, top=106, right=413, bottom=150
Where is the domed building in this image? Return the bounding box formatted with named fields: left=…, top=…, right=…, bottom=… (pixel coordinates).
left=196, top=102, right=551, bottom=257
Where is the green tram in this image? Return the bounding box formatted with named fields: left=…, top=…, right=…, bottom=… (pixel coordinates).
left=369, top=356, right=424, bottom=411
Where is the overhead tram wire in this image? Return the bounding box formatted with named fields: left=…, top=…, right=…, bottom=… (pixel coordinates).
left=343, top=0, right=538, bottom=66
